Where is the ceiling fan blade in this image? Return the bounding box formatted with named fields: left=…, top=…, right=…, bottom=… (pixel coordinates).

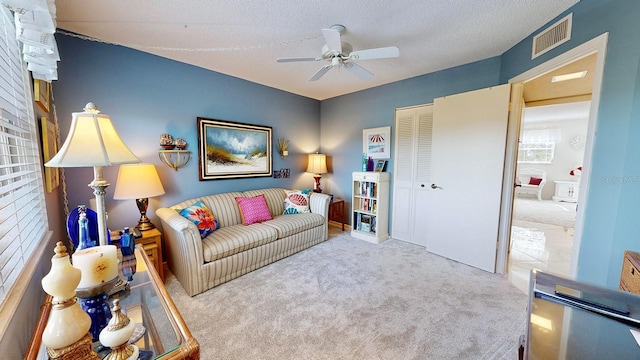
left=322, top=28, right=342, bottom=54
left=349, top=46, right=400, bottom=61
left=344, top=62, right=373, bottom=80
left=276, top=57, right=319, bottom=63
left=309, top=64, right=333, bottom=81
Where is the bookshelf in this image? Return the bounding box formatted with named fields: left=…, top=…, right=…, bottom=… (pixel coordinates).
left=351, top=171, right=390, bottom=243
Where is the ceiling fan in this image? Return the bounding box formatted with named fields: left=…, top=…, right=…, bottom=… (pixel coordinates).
left=277, top=24, right=400, bottom=81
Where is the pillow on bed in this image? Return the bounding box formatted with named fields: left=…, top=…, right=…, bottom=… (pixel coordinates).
left=283, top=189, right=311, bottom=215
left=235, top=194, right=273, bottom=225
left=176, top=200, right=219, bottom=238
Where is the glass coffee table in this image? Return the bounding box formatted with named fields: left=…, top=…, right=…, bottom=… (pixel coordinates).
left=27, top=246, right=199, bottom=359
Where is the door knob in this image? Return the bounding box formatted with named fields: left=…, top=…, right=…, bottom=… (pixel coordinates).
left=431, top=184, right=442, bottom=189
left=420, top=184, right=425, bottom=188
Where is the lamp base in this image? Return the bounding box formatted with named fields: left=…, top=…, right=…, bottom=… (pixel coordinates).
left=135, top=197, right=156, bottom=230
left=78, top=293, right=112, bottom=342
left=313, top=175, right=322, bottom=193
left=136, top=219, right=155, bottom=231
left=46, top=332, right=100, bottom=360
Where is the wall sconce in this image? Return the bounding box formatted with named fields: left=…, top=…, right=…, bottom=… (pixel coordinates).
left=278, top=138, right=289, bottom=159
left=158, top=150, right=191, bottom=170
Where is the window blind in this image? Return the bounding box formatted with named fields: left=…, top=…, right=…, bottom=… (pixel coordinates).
left=0, top=6, right=48, bottom=304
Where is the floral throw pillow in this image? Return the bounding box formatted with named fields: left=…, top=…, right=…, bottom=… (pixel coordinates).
left=283, top=189, right=311, bottom=215
left=177, top=200, right=219, bottom=238
left=235, top=194, right=273, bottom=225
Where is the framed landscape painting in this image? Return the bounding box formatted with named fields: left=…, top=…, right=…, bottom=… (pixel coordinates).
left=197, top=117, right=272, bottom=180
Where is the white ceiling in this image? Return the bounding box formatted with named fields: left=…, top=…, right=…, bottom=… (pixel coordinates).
left=55, top=0, right=579, bottom=100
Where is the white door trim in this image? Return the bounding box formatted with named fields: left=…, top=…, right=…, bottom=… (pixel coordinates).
left=495, top=32, right=609, bottom=275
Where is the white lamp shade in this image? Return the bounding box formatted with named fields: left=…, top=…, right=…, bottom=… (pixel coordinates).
left=306, top=153, right=327, bottom=174
left=113, top=163, right=165, bottom=200
left=45, top=103, right=139, bottom=167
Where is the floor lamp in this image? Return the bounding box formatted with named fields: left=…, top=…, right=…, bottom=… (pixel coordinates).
left=45, top=103, right=139, bottom=246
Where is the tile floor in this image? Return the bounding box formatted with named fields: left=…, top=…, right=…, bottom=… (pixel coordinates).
left=508, top=199, right=576, bottom=294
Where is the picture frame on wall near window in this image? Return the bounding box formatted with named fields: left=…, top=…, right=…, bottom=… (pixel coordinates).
left=34, top=79, right=50, bottom=113
left=40, top=117, right=59, bottom=192
left=363, top=126, right=391, bottom=159
left=197, top=117, right=273, bottom=180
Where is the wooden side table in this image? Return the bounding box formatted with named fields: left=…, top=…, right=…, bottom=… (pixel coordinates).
left=328, top=198, right=345, bottom=231
left=111, top=228, right=164, bottom=281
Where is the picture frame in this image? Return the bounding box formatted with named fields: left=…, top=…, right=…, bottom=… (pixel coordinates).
left=363, top=126, right=391, bottom=159
left=40, top=117, right=59, bottom=192
left=375, top=160, right=387, bottom=172
left=197, top=117, right=272, bottom=180
left=34, top=79, right=50, bottom=113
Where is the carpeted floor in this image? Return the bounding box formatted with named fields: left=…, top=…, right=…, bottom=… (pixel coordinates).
left=165, top=230, right=528, bottom=359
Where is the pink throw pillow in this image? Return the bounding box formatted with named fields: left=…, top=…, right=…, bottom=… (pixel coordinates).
left=235, top=194, right=273, bottom=225
left=529, top=177, right=543, bottom=186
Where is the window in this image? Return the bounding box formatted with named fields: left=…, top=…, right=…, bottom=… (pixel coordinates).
left=518, top=128, right=557, bottom=164
left=0, top=7, right=48, bottom=305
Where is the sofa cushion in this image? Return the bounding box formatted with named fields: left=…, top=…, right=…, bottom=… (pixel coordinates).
left=202, top=223, right=278, bottom=262
left=176, top=200, right=219, bottom=238
left=263, top=213, right=325, bottom=238
left=283, top=189, right=311, bottom=214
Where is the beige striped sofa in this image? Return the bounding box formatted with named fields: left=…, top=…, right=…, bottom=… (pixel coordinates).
left=156, top=188, right=331, bottom=296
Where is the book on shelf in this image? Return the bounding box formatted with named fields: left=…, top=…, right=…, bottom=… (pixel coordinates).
left=358, top=181, right=377, bottom=197
left=360, top=214, right=372, bottom=232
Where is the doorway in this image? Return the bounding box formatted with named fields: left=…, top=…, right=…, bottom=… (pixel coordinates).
left=496, top=33, right=608, bottom=292
left=509, top=102, right=590, bottom=293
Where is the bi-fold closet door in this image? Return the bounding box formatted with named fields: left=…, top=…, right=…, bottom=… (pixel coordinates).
left=391, top=84, right=512, bottom=273
left=391, top=105, right=433, bottom=247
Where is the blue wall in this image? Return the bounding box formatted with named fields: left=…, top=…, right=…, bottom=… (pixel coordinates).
left=500, top=0, right=640, bottom=287
left=54, top=35, right=321, bottom=230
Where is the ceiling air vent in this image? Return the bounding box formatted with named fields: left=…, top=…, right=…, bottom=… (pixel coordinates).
left=532, top=13, right=572, bottom=59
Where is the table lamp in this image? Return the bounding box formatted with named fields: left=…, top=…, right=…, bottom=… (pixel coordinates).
left=45, top=102, right=139, bottom=246
left=306, top=153, right=328, bottom=193
left=113, top=163, right=165, bottom=230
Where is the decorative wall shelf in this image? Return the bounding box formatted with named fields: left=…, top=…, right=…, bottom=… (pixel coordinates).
left=158, top=150, right=191, bottom=171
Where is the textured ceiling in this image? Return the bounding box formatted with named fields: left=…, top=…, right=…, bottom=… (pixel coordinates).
left=55, top=0, right=579, bottom=100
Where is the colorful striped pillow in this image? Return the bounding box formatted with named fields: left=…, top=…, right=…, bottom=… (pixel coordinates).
left=235, top=194, right=273, bottom=225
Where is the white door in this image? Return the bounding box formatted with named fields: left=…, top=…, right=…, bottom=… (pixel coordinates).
left=426, top=84, right=511, bottom=273
left=392, top=105, right=433, bottom=246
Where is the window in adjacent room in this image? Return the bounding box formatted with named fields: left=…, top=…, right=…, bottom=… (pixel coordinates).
left=518, top=128, right=557, bottom=164
left=0, top=6, right=49, bottom=305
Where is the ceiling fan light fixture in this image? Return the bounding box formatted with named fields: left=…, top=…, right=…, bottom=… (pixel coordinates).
left=277, top=24, right=400, bottom=82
